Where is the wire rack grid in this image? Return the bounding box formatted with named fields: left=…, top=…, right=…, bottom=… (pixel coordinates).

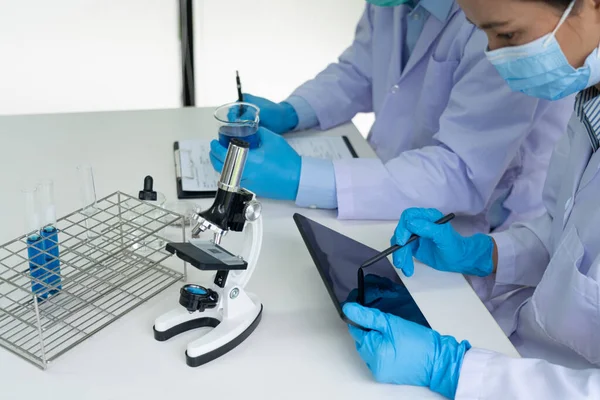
left=0, top=191, right=187, bottom=370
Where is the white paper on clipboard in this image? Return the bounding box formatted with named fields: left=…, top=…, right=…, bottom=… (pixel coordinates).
left=178, top=136, right=355, bottom=192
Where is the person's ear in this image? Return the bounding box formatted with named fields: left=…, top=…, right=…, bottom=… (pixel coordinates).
left=587, top=0, right=600, bottom=27
left=585, top=0, right=600, bottom=11
left=575, top=0, right=600, bottom=29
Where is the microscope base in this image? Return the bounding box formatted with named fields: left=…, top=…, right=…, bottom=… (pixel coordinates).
left=186, top=303, right=262, bottom=367
left=153, top=315, right=220, bottom=342
left=153, top=288, right=263, bottom=367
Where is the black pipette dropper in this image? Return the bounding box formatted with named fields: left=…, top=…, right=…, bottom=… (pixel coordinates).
left=138, top=176, right=158, bottom=201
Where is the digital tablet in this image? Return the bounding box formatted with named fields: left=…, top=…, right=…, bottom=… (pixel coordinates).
left=293, top=213, right=430, bottom=330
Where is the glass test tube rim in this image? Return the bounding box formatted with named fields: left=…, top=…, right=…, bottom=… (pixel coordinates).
left=77, top=164, right=98, bottom=212
left=22, top=187, right=41, bottom=240
left=37, top=179, right=57, bottom=229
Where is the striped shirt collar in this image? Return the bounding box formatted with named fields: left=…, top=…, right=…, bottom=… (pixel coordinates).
left=575, top=86, right=600, bottom=152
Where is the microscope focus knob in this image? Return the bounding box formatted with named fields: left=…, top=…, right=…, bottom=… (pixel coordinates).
left=244, top=200, right=262, bottom=222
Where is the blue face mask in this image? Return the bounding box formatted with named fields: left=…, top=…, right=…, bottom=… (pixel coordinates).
left=485, top=0, right=600, bottom=101
left=366, top=0, right=411, bottom=6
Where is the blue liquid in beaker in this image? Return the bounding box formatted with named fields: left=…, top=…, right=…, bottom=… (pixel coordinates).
left=218, top=125, right=260, bottom=149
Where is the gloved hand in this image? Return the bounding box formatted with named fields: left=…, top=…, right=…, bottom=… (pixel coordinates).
left=391, top=208, right=495, bottom=277
left=346, top=274, right=406, bottom=304
left=241, top=93, right=299, bottom=134
left=344, top=274, right=429, bottom=328
left=209, top=127, right=301, bottom=200
left=343, top=302, right=470, bottom=399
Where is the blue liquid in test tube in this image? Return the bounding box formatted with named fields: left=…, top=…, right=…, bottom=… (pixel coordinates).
left=23, top=187, right=49, bottom=300
left=41, top=225, right=61, bottom=296
left=26, top=233, right=47, bottom=299
left=38, top=180, right=62, bottom=298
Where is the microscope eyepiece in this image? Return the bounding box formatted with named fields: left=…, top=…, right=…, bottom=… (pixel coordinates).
left=229, top=138, right=249, bottom=148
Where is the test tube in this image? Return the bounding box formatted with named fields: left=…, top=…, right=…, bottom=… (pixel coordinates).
left=77, top=164, right=97, bottom=213
left=38, top=179, right=61, bottom=297
left=23, top=187, right=46, bottom=299
left=77, top=164, right=98, bottom=239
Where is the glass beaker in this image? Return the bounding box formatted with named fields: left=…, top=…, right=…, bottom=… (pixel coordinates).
left=214, top=102, right=260, bottom=149
left=163, top=201, right=201, bottom=241
left=126, top=191, right=167, bottom=253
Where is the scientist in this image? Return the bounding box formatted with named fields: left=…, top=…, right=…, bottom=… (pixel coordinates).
left=210, top=0, right=573, bottom=234
left=343, top=0, right=600, bottom=398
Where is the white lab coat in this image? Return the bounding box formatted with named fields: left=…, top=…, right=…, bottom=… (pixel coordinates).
left=290, top=3, right=573, bottom=230
left=456, top=112, right=600, bottom=398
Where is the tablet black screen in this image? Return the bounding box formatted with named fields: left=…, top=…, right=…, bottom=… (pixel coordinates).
left=293, top=213, right=430, bottom=329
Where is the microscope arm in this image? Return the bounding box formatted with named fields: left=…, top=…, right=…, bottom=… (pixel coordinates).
left=228, top=215, right=263, bottom=288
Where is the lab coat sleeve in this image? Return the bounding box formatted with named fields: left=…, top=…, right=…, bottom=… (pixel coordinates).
left=295, top=157, right=337, bottom=209
left=284, top=95, right=320, bottom=131
left=285, top=5, right=373, bottom=130
left=469, top=128, right=571, bottom=299
left=492, top=214, right=552, bottom=291
left=468, top=212, right=553, bottom=302
left=456, top=348, right=600, bottom=400
left=332, top=28, right=573, bottom=221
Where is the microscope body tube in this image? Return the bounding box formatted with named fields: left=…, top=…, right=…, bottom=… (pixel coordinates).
left=192, top=139, right=252, bottom=238
left=218, top=140, right=248, bottom=192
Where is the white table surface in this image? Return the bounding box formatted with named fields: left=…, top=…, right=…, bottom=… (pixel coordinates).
left=0, top=108, right=519, bottom=399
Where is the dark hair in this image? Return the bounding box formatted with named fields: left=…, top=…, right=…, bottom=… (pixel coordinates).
left=546, top=0, right=572, bottom=6
left=527, top=0, right=573, bottom=11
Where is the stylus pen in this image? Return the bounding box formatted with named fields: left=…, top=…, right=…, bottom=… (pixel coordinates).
left=236, top=70, right=244, bottom=116
left=357, top=267, right=366, bottom=306
left=360, top=213, right=456, bottom=269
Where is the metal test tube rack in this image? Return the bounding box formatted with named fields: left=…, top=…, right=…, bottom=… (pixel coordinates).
left=0, top=191, right=187, bottom=370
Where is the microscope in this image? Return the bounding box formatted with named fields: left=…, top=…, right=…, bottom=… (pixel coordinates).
left=153, top=138, right=264, bottom=367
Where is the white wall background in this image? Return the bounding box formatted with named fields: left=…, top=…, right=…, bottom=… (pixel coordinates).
left=0, top=0, right=373, bottom=134
left=0, top=0, right=181, bottom=115
left=194, top=0, right=373, bottom=135
left=194, top=0, right=364, bottom=105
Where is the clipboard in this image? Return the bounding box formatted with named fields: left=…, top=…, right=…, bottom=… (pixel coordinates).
left=174, top=141, right=216, bottom=199
left=173, top=135, right=359, bottom=199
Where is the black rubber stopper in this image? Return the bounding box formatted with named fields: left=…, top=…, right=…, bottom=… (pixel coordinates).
left=138, top=175, right=158, bottom=201
left=229, top=138, right=249, bottom=148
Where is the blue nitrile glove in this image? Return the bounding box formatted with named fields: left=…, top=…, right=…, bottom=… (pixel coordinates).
left=241, top=93, right=299, bottom=134
left=391, top=208, right=494, bottom=277
left=346, top=274, right=408, bottom=305
left=209, top=127, right=301, bottom=200
left=344, top=274, right=429, bottom=328
left=343, top=302, right=470, bottom=399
